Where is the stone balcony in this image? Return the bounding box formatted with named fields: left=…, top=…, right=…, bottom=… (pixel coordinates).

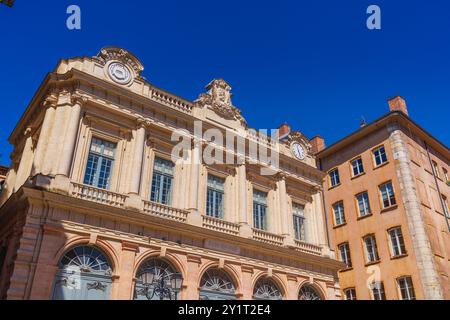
left=68, top=181, right=326, bottom=257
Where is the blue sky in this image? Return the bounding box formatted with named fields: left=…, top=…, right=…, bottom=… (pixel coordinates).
left=0, top=1, right=449, bottom=165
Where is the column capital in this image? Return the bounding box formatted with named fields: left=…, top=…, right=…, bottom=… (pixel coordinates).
left=70, top=93, right=89, bottom=106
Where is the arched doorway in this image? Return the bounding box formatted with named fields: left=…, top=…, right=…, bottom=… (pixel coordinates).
left=298, top=284, right=323, bottom=300
left=253, top=277, right=283, bottom=300
left=52, top=246, right=113, bottom=300
left=199, top=268, right=236, bottom=300
left=134, top=258, right=180, bottom=300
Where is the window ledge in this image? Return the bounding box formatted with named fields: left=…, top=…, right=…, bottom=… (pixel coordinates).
left=333, top=222, right=347, bottom=229
left=373, top=162, right=389, bottom=170
left=365, top=260, right=381, bottom=267
left=380, top=205, right=398, bottom=213
left=391, top=253, right=408, bottom=260
left=328, top=183, right=342, bottom=191
left=351, top=172, right=366, bottom=180
left=339, top=267, right=353, bottom=273
left=357, top=213, right=373, bottom=221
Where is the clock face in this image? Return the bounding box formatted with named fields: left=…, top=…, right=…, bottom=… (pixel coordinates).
left=291, top=143, right=306, bottom=160
left=108, top=62, right=132, bottom=84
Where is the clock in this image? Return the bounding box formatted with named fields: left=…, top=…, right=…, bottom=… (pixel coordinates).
left=108, top=62, right=132, bottom=85
left=291, top=142, right=306, bottom=160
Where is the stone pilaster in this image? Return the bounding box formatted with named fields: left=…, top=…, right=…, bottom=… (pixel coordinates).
left=13, top=127, right=34, bottom=192
left=237, top=164, right=252, bottom=238
left=388, top=122, right=443, bottom=300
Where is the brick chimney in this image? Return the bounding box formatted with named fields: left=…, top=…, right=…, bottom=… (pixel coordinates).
left=310, top=136, right=326, bottom=154
left=278, top=123, right=291, bottom=140
left=388, top=96, right=409, bottom=116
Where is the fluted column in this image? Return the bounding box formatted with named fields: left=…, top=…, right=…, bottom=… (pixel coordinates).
left=129, top=120, right=146, bottom=195
left=56, top=95, right=84, bottom=177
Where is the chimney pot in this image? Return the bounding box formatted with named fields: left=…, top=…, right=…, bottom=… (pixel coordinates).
left=310, top=136, right=326, bottom=154
left=388, top=96, right=409, bottom=116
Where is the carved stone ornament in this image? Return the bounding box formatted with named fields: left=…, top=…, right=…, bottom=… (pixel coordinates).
left=195, top=79, right=247, bottom=126
left=287, top=131, right=312, bottom=154
left=93, top=46, right=145, bottom=84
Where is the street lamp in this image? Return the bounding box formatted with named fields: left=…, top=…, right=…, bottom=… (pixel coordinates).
left=138, top=272, right=183, bottom=300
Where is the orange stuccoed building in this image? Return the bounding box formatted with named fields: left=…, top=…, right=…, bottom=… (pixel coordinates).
left=316, top=97, right=450, bottom=300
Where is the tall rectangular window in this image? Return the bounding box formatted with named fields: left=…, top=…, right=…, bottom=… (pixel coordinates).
left=150, top=157, right=174, bottom=205
left=443, top=168, right=449, bottom=182
left=338, top=243, right=352, bottom=268
left=442, top=195, right=449, bottom=218
left=83, top=137, right=116, bottom=189
left=333, top=201, right=346, bottom=226
left=253, top=190, right=268, bottom=230
left=293, top=203, right=306, bottom=241
left=373, top=146, right=388, bottom=167
left=329, top=168, right=340, bottom=187
left=388, top=227, right=407, bottom=257
left=432, top=161, right=440, bottom=178
left=397, top=277, right=416, bottom=300
left=344, top=288, right=357, bottom=300
left=351, top=157, right=364, bottom=177
left=356, top=192, right=371, bottom=217
left=206, top=175, right=225, bottom=219
left=371, top=282, right=386, bottom=300
left=363, top=234, right=380, bottom=263
left=379, top=182, right=396, bottom=208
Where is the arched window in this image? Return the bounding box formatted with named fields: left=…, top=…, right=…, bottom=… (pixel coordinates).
left=298, top=284, right=322, bottom=300
left=253, top=277, right=283, bottom=300
left=199, top=268, right=236, bottom=300
left=134, top=258, right=179, bottom=300
left=52, top=246, right=112, bottom=300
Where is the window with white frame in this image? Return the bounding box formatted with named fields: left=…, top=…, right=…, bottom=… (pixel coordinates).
left=370, top=282, right=386, bottom=300
left=344, top=288, right=357, bottom=300
left=83, top=137, right=116, bottom=190
left=206, top=174, right=225, bottom=219
left=356, top=192, right=371, bottom=217
left=253, top=190, right=268, bottom=230
left=397, top=276, right=416, bottom=300
left=333, top=201, right=346, bottom=226
left=293, top=203, right=306, bottom=241
left=373, top=146, right=388, bottom=167
left=388, top=227, right=407, bottom=257
left=379, top=181, right=396, bottom=208
left=338, top=243, right=352, bottom=268
left=351, top=157, right=364, bottom=176
left=443, top=168, right=449, bottom=182
left=329, top=168, right=340, bottom=187
left=363, top=234, right=380, bottom=263
left=150, top=157, right=174, bottom=205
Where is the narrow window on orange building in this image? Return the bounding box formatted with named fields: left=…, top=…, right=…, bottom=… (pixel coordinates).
left=351, top=157, right=364, bottom=177
left=363, top=234, right=380, bottom=263
left=338, top=242, right=352, bottom=268
left=379, top=182, right=396, bottom=209
left=356, top=192, right=371, bottom=217
left=397, top=276, right=416, bottom=300
left=333, top=201, right=346, bottom=226
left=432, top=160, right=441, bottom=179
left=370, top=282, right=386, bottom=300
left=388, top=227, right=407, bottom=257
left=344, top=288, right=357, bottom=300
left=373, top=146, right=388, bottom=167
left=328, top=168, right=340, bottom=187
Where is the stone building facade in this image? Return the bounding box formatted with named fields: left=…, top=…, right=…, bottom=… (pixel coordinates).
left=316, top=98, right=450, bottom=300
left=0, top=47, right=342, bottom=300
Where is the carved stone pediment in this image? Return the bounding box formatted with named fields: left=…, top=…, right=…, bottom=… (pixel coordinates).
left=195, top=79, right=247, bottom=126
left=287, top=131, right=312, bottom=153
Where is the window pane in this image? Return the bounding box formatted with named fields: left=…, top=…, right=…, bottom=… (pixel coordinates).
left=206, top=175, right=225, bottom=219
left=84, top=138, right=116, bottom=189
left=150, top=157, right=174, bottom=205
left=253, top=190, right=268, bottom=230
left=351, top=158, right=364, bottom=176
left=357, top=192, right=371, bottom=216
left=333, top=202, right=345, bottom=226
